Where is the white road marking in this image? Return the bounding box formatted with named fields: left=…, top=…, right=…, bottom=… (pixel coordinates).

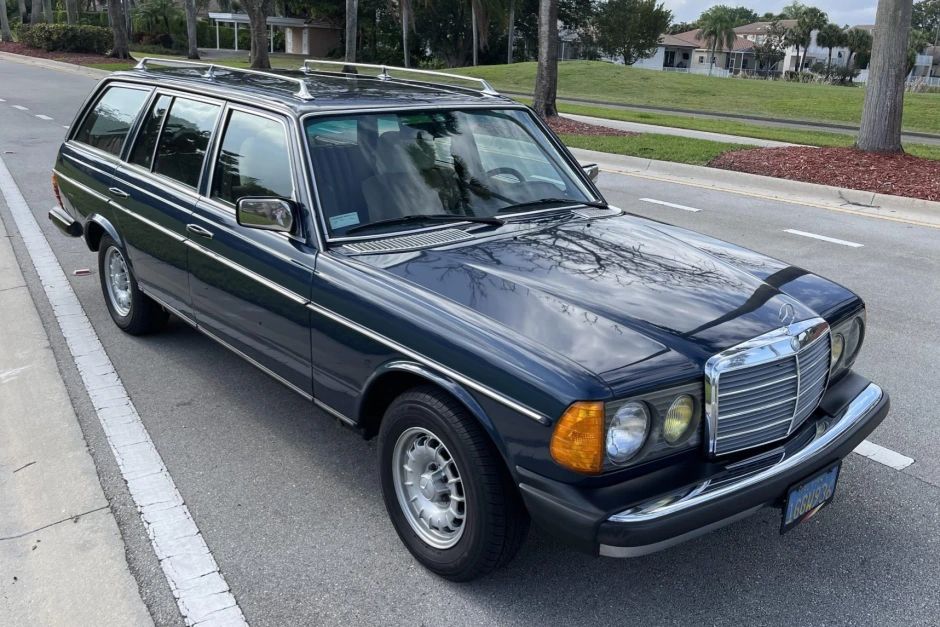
left=0, top=156, right=247, bottom=627
left=35, top=114, right=53, bottom=120
left=639, top=197, right=702, bottom=213
left=12, top=105, right=28, bottom=111
left=783, top=229, right=864, bottom=248
left=0, top=98, right=5, bottom=102
left=854, top=440, right=914, bottom=470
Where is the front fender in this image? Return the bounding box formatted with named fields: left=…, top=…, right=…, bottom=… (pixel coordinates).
left=357, top=360, right=512, bottom=464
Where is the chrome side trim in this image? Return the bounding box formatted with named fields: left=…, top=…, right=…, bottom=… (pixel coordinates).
left=53, top=169, right=111, bottom=203
left=112, top=201, right=186, bottom=242
left=599, top=506, right=763, bottom=558
left=182, top=239, right=308, bottom=305
left=304, top=300, right=550, bottom=425
left=313, top=398, right=357, bottom=427
left=607, top=382, right=884, bottom=524
left=138, top=285, right=314, bottom=401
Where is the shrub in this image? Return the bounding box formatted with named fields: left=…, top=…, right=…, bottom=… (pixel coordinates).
left=18, top=24, right=113, bottom=54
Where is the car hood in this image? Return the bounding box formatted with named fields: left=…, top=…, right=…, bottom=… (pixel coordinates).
left=353, top=214, right=818, bottom=380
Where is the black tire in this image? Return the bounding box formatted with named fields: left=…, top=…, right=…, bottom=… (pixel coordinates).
left=378, top=385, right=529, bottom=581
left=97, top=235, right=168, bottom=335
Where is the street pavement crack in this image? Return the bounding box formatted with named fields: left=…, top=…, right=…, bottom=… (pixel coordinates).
left=0, top=505, right=109, bottom=541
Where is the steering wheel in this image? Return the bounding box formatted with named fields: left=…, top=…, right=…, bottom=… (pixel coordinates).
left=486, top=167, right=526, bottom=184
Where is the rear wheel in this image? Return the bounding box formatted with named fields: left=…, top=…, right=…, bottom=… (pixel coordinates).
left=98, top=235, right=168, bottom=335
left=378, top=386, right=529, bottom=581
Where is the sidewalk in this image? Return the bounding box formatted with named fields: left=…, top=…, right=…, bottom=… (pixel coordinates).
left=561, top=113, right=798, bottom=148
left=0, top=216, right=153, bottom=625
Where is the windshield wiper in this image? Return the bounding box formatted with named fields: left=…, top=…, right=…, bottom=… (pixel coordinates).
left=344, top=213, right=504, bottom=235
left=496, top=198, right=609, bottom=215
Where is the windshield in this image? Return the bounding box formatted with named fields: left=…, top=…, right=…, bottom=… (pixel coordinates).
left=304, top=108, right=595, bottom=238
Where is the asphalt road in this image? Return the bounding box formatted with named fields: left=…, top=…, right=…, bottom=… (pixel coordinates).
left=2, top=58, right=939, bottom=626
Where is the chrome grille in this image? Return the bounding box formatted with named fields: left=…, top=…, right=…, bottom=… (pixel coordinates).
left=706, top=318, right=831, bottom=456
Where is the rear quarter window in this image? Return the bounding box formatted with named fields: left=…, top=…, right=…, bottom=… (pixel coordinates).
left=73, top=85, right=150, bottom=157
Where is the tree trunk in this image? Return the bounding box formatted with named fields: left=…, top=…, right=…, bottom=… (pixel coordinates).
left=708, top=44, right=716, bottom=76
left=401, top=2, right=409, bottom=67
left=41, top=0, right=51, bottom=22
left=507, top=0, right=515, bottom=64
left=532, top=0, right=558, bottom=118
left=17, top=0, right=26, bottom=23
left=107, top=0, right=130, bottom=57
left=471, top=4, right=478, bottom=66
left=30, top=0, right=41, bottom=22
left=1, top=0, right=13, bottom=43
left=857, top=0, right=913, bottom=153
left=826, top=48, right=833, bottom=77
left=183, top=0, right=199, bottom=59
left=67, top=0, right=79, bottom=23
left=244, top=0, right=271, bottom=69
left=344, top=0, right=357, bottom=63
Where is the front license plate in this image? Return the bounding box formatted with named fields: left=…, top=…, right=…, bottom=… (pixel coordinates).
left=781, top=462, right=841, bottom=534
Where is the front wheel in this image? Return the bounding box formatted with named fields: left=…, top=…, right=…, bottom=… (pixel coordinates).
left=98, top=235, right=168, bottom=335
left=378, top=386, right=529, bottom=581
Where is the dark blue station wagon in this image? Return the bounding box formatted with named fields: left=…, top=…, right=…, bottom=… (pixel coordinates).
left=49, top=59, right=889, bottom=581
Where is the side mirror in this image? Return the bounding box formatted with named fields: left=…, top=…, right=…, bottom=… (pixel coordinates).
left=236, top=197, right=296, bottom=233
left=581, top=163, right=599, bottom=182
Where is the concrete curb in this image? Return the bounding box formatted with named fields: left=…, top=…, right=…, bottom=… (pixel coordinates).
left=570, top=147, right=940, bottom=229
left=0, top=51, right=110, bottom=79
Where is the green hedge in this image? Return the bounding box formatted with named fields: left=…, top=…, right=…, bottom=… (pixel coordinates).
left=18, top=23, right=113, bottom=54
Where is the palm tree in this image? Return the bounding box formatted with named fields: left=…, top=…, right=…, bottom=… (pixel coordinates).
left=507, top=0, right=515, bottom=63
left=697, top=5, right=737, bottom=77
left=399, top=0, right=412, bottom=67
left=793, top=6, right=828, bottom=71
left=183, top=0, right=200, bottom=59
left=345, top=0, right=358, bottom=63
left=816, top=23, right=845, bottom=78
left=845, top=27, right=873, bottom=68
left=1, top=0, right=12, bottom=43
left=532, top=0, right=558, bottom=117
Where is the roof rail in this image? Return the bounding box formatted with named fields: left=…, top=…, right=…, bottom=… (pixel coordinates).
left=300, top=60, right=499, bottom=97
left=133, top=57, right=315, bottom=101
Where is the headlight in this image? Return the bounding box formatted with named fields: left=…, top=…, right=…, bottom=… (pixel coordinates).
left=606, top=402, right=649, bottom=464
left=829, top=310, right=865, bottom=379
left=830, top=333, right=845, bottom=368
left=663, top=394, right=697, bottom=444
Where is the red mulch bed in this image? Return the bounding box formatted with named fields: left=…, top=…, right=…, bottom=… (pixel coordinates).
left=0, top=41, right=120, bottom=65
left=710, top=146, right=940, bottom=202
left=546, top=116, right=637, bottom=137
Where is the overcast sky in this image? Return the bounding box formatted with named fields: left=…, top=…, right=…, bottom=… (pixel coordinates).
left=662, top=1, right=878, bottom=27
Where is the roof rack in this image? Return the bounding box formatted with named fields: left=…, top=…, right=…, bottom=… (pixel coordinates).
left=133, top=57, right=315, bottom=101
left=300, top=60, right=499, bottom=97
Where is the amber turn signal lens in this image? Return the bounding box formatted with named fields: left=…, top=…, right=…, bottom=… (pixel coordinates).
left=550, top=401, right=605, bottom=474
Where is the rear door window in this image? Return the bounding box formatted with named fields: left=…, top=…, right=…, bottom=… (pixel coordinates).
left=129, top=94, right=172, bottom=170
left=73, top=85, right=150, bottom=157
left=152, top=97, right=221, bottom=189
left=211, top=110, right=294, bottom=205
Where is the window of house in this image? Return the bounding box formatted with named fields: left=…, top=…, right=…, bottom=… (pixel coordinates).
left=664, top=50, right=676, bottom=67
left=152, top=98, right=220, bottom=189
left=211, top=110, right=293, bottom=205
left=698, top=55, right=705, bottom=63
left=129, top=94, right=172, bottom=169
left=73, top=86, right=150, bottom=157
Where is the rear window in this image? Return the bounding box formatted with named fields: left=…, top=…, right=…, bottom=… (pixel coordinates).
left=73, top=85, right=150, bottom=156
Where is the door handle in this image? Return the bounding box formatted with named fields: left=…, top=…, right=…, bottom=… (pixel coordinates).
left=186, top=224, right=214, bottom=239
left=108, top=187, right=129, bottom=198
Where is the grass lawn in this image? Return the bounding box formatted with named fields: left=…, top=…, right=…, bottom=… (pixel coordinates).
left=560, top=133, right=750, bottom=165
left=462, top=61, right=940, bottom=135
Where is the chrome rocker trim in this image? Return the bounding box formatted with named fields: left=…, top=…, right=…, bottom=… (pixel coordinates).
left=600, top=382, right=884, bottom=555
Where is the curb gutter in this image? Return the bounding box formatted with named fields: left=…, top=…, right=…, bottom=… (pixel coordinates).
left=569, top=147, right=940, bottom=229
left=0, top=51, right=110, bottom=79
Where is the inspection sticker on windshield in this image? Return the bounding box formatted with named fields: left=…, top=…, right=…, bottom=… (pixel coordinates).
left=781, top=462, right=840, bottom=534
left=330, top=212, right=360, bottom=229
